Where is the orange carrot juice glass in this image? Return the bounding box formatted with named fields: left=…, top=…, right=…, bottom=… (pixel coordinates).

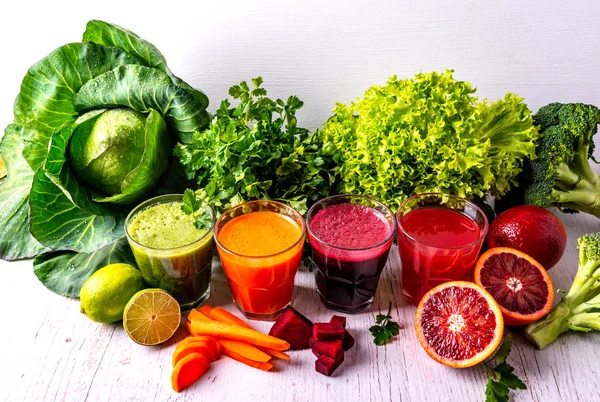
left=214, top=200, right=306, bottom=321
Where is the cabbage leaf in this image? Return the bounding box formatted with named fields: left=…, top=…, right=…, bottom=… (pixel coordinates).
left=0, top=125, right=51, bottom=260
left=33, top=238, right=136, bottom=297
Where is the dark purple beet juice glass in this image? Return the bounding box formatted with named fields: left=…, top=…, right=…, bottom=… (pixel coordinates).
left=307, top=195, right=396, bottom=313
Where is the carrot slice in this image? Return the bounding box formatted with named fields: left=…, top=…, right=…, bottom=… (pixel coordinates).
left=222, top=348, right=274, bottom=371
left=259, top=347, right=290, bottom=360
left=219, top=339, right=271, bottom=363
left=171, top=352, right=209, bottom=392
left=173, top=343, right=215, bottom=367
left=205, top=307, right=290, bottom=360
left=178, top=336, right=222, bottom=354
left=209, top=307, right=253, bottom=329
left=198, top=304, right=214, bottom=316
left=187, top=308, right=209, bottom=324
left=188, top=320, right=290, bottom=351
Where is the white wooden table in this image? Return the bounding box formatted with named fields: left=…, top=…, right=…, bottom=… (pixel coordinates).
left=1, top=210, right=599, bottom=402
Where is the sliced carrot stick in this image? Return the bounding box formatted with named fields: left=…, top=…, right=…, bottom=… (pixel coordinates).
left=198, top=304, right=214, bottom=316
left=222, top=348, right=273, bottom=371
left=174, top=337, right=221, bottom=364
left=259, top=347, right=290, bottom=360
left=208, top=307, right=253, bottom=329
left=173, top=342, right=216, bottom=367
left=171, top=352, right=209, bottom=392
left=206, top=307, right=290, bottom=360
left=188, top=320, right=290, bottom=351
left=178, top=336, right=222, bottom=354
left=187, top=308, right=209, bottom=323
left=219, top=339, right=271, bottom=363
left=186, top=310, right=271, bottom=356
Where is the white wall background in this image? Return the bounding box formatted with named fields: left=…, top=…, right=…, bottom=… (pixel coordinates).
left=1, top=0, right=599, bottom=131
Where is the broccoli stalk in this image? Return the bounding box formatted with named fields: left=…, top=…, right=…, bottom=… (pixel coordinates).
left=526, top=233, right=600, bottom=349
left=519, top=103, right=600, bottom=218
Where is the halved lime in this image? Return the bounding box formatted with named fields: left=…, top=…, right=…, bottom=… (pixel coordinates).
left=123, top=289, right=181, bottom=346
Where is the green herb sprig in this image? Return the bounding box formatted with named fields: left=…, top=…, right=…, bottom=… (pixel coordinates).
left=369, top=302, right=400, bottom=346
left=182, top=189, right=213, bottom=231
left=175, top=77, right=336, bottom=215
left=484, top=334, right=527, bottom=402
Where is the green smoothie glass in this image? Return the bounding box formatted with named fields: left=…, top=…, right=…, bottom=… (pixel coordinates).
left=125, top=194, right=215, bottom=310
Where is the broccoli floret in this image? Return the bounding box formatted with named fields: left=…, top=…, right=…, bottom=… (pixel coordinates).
left=519, top=103, right=600, bottom=218
left=526, top=233, right=600, bottom=348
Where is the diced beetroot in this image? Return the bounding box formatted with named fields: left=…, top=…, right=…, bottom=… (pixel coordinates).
left=311, top=339, right=343, bottom=359
left=329, top=315, right=354, bottom=350
left=315, top=353, right=345, bottom=376
left=330, top=315, right=346, bottom=328
left=309, top=336, right=316, bottom=349
left=342, top=330, right=355, bottom=351
left=269, top=306, right=313, bottom=349
left=313, top=323, right=345, bottom=341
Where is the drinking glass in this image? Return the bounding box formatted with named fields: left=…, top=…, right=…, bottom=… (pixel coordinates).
left=306, top=194, right=396, bottom=313
left=214, top=200, right=305, bottom=321
left=125, top=194, right=215, bottom=311
left=397, top=193, right=489, bottom=306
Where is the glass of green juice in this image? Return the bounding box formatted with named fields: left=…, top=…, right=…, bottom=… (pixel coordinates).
left=125, top=194, right=215, bottom=310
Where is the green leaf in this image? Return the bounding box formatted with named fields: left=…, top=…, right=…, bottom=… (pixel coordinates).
left=369, top=302, right=400, bottom=346
left=485, top=376, right=509, bottom=402
left=494, top=362, right=527, bottom=390
left=33, top=238, right=136, bottom=297
left=29, top=127, right=126, bottom=253
left=0, top=125, right=51, bottom=260
left=14, top=42, right=140, bottom=138
left=494, top=334, right=513, bottom=363
left=82, top=20, right=209, bottom=109
left=484, top=334, right=527, bottom=402
left=74, top=65, right=210, bottom=144
left=182, top=188, right=203, bottom=214
left=92, top=109, right=171, bottom=204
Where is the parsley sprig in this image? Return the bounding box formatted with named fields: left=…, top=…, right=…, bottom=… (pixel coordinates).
left=174, top=77, right=336, bottom=215
left=369, top=302, right=400, bottom=346
left=181, top=189, right=213, bottom=231
left=484, top=334, right=527, bottom=402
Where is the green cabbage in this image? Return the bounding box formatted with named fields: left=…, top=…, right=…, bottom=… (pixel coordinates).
left=318, top=70, right=539, bottom=211
left=0, top=21, right=209, bottom=297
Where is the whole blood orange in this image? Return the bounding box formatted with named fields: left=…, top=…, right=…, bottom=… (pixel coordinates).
left=415, top=281, right=504, bottom=368
left=486, top=205, right=566, bottom=270
left=474, top=247, right=554, bottom=326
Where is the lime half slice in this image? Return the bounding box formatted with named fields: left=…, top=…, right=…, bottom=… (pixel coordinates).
left=124, top=289, right=181, bottom=346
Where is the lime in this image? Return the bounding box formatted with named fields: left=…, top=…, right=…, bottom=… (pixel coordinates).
left=80, top=263, right=145, bottom=323
left=123, top=289, right=181, bottom=346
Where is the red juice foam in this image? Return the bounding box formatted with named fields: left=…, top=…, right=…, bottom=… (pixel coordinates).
left=308, top=203, right=394, bottom=313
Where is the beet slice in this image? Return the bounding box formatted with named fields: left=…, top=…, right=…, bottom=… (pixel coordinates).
left=312, top=339, right=343, bottom=359
left=330, top=315, right=346, bottom=328
left=269, top=306, right=313, bottom=349
left=315, top=353, right=345, bottom=376
left=342, top=330, right=355, bottom=351
left=313, top=323, right=345, bottom=341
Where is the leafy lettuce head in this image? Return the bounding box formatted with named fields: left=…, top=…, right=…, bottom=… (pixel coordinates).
left=318, top=70, right=539, bottom=211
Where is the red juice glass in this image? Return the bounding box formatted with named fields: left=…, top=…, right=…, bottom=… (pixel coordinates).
left=397, top=193, right=489, bottom=306
left=307, top=195, right=396, bottom=313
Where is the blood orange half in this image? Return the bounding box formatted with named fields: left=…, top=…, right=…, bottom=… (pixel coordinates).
left=474, top=247, right=554, bottom=326
left=415, top=281, right=504, bottom=368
